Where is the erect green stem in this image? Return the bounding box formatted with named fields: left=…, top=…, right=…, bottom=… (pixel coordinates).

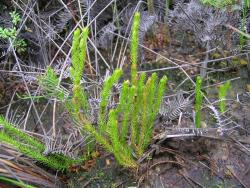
left=147, top=0, right=155, bottom=15
left=131, top=12, right=141, bottom=86
left=70, top=27, right=89, bottom=85
left=218, top=81, right=231, bottom=113
left=195, top=76, right=203, bottom=128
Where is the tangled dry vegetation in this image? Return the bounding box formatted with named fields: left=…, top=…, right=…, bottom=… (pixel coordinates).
left=0, top=0, right=250, bottom=187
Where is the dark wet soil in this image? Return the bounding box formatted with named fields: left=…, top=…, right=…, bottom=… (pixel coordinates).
left=139, top=135, right=250, bottom=188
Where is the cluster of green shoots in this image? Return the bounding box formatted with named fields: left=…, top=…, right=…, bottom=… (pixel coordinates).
left=38, top=12, right=167, bottom=168
left=194, top=77, right=231, bottom=128
left=39, top=10, right=233, bottom=168
left=69, top=12, right=167, bottom=168
left=0, top=11, right=26, bottom=54
left=0, top=116, right=77, bottom=171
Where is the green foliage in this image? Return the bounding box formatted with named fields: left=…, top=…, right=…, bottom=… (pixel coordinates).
left=39, top=12, right=168, bottom=168
left=195, top=76, right=203, bottom=128
left=0, top=11, right=26, bottom=54
left=240, top=0, right=250, bottom=45
left=85, top=70, right=137, bottom=168
left=107, top=109, right=135, bottom=167
left=0, top=116, right=76, bottom=171
left=84, top=72, right=167, bottom=167
left=218, top=81, right=231, bottom=113
left=38, top=67, right=66, bottom=101
left=70, top=28, right=89, bottom=85
left=138, top=74, right=167, bottom=155
left=10, top=11, right=22, bottom=26
left=0, top=27, right=17, bottom=39
left=99, top=69, right=123, bottom=132
left=73, top=13, right=167, bottom=168
left=0, top=176, right=35, bottom=188
left=69, top=28, right=89, bottom=121
left=13, top=38, right=27, bottom=53
left=131, top=72, right=146, bottom=147
left=246, top=0, right=250, bottom=7
left=147, top=0, right=155, bottom=15
left=131, top=12, right=141, bottom=85
left=165, top=0, right=172, bottom=17
left=117, top=81, right=135, bottom=145
left=0, top=116, right=44, bottom=151
left=200, top=0, right=236, bottom=8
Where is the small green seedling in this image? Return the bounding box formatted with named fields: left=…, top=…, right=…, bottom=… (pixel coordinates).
left=0, top=11, right=26, bottom=53
left=195, top=76, right=203, bottom=128
left=218, top=81, right=231, bottom=113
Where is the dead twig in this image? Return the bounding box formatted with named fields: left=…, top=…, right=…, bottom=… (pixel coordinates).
left=149, top=160, right=185, bottom=170
left=226, top=166, right=247, bottom=188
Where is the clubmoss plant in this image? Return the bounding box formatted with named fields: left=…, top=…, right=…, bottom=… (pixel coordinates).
left=130, top=72, right=146, bottom=148
left=69, top=28, right=89, bottom=122
left=39, top=12, right=168, bottom=168
left=131, top=12, right=140, bottom=86
left=85, top=70, right=138, bottom=168
left=218, top=81, right=231, bottom=113
left=195, top=76, right=203, bottom=128
left=85, top=72, right=167, bottom=167
left=0, top=116, right=76, bottom=171
left=138, top=73, right=167, bottom=155
left=0, top=176, right=35, bottom=188
left=98, top=69, right=123, bottom=132
left=0, top=116, right=44, bottom=151
left=83, top=13, right=167, bottom=166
